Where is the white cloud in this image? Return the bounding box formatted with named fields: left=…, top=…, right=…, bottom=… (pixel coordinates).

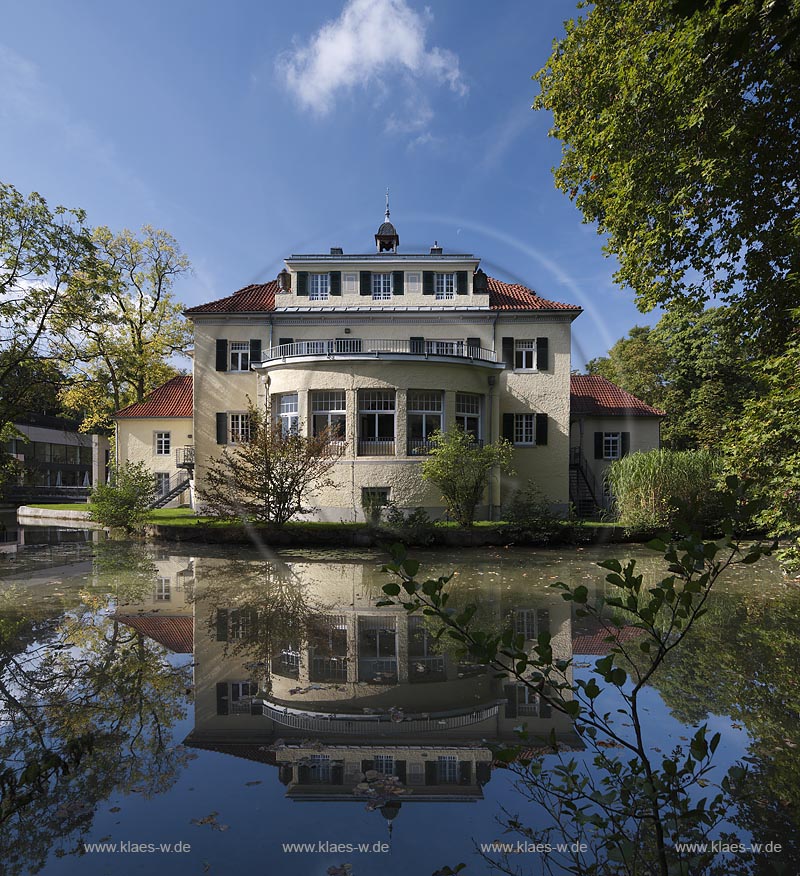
left=278, top=0, right=467, bottom=116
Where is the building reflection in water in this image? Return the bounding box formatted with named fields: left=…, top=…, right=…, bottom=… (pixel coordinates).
left=118, top=551, right=581, bottom=811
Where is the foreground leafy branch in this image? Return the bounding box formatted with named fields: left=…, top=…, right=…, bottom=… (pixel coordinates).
left=379, top=483, right=772, bottom=876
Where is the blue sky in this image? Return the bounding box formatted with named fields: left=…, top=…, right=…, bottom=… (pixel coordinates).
left=0, top=0, right=661, bottom=369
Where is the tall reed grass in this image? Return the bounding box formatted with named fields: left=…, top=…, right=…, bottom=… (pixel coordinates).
left=606, top=449, right=722, bottom=530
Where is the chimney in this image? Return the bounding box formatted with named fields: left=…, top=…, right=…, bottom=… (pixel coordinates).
left=330, top=247, right=343, bottom=255
left=430, top=240, right=443, bottom=255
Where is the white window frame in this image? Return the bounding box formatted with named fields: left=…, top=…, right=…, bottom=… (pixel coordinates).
left=229, top=412, right=251, bottom=444
left=277, top=393, right=299, bottom=435
left=407, top=390, right=443, bottom=447
left=230, top=341, right=250, bottom=372
left=374, top=755, right=395, bottom=776
left=154, top=576, right=171, bottom=601
left=311, top=390, right=347, bottom=442
left=406, top=272, right=421, bottom=294
left=358, top=390, right=396, bottom=445
left=309, top=273, right=330, bottom=301
left=371, top=272, right=393, bottom=301
left=514, top=339, right=537, bottom=371
left=514, top=413, right=536, bottom=446
left=437, top=755, right=459, bottom=784
left=154, top=471, right=170, bottom=496
left=343, top=272, right=358, bottom=294
left=428, top=339, right=464, bottom=357
left=455, top=393, right=482, bottom=440
left=604, top=432, right=622, bottom=460
left=229, top=681, right=255, bottom=714
left=434, top=272, right=456, bottom=300
left=155, top=431, right=171, bottom=455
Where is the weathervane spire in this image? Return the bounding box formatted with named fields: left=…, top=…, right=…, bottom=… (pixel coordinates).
left=385, top=187, right=390, bottom=221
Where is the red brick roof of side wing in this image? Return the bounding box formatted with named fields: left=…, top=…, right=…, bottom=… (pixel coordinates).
left=113, top=614, right=193, bottom=653
left=184, top=281, right=278, bottom=315
left=570, top=374, right=665, bottom=417
left=115, top=375, right=193, bottom=419
left=486, top=276, right=582, bottom=312
left=182, top=276, right=579, bottom=314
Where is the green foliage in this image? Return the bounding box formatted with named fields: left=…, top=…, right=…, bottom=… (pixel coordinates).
left=421, top=428, right=513, bottom=527
left=607, top=448, right=723, bottom=531
left=88, top=461, right=157, bottom=533
left=502, top=479, right=566, bottom=540
left=196, top=400, right=343, bottom=525
left=379, top=497, right=773, bottom=875
left=381, top=503, right=435, bottom=545
left=535, top=0, right=800, bottom=346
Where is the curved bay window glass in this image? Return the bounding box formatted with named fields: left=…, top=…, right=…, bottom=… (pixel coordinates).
left=455, top=393, right=482, bottom=441
left=311, top=391, right=346, bottom=443
left=407, top=390, right=443, bottom=455
left=358, top=390, right=395, bottom=456
left=277, top=393, right=299, bottom=435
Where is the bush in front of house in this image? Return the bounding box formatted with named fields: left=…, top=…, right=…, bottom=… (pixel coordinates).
left=606, top=448, right=723, bottom=531
left=89, top=461, right=157, bottom=533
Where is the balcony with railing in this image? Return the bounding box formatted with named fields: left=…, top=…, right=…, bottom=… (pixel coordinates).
left=261, top=338, right=499, bottom=366
left=175, top=446, right=195, bottom=470
left=357, top=439, right=396, bottom=457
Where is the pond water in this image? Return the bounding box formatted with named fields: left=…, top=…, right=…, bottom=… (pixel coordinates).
left=0, top=521, right=798, bottom=875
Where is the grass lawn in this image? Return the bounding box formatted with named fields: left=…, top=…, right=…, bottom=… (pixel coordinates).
left=28, top=503, right=91, bottom=511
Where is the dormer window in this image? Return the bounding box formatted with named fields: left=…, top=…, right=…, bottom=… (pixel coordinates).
left=435, top=272, right=456, bottom=300
left=372, top=273, right=392, bottom=300
left=309, top=273, right=330, bottom=301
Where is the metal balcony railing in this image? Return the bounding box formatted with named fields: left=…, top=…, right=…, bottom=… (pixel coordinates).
left=263, top=339, right=497, bottom=363
left=175, top=446, right=195, bottom=469
left=357, top=439, right=395, bottom=457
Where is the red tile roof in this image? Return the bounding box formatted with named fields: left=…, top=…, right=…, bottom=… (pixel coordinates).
left=573, top=626, right=644, bottom=655
left=570, top=375, right=664, bottom=417
left=114, top=614, right=193, bottom=653
left=184, top=276, right=580, bottom=314
left=115, top=375, right=193, bottom=419
left=184, top=281, right=278, bottom=315
left=486, top=276, right=582, bottom=313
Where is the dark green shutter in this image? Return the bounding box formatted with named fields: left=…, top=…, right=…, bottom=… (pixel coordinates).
left=476, top=762, right=491, bottom=785
left=249, top=339, right=261, bottom=364
left=250, top=699, right=262, bottom=716
left=278, top=337, right=293, bottom=347
left=459, top=761, right=472, bottom=784
left=621, top=432, right=631, bottom=457
left=535, top=413, right=548, bottom=446
left=424, top=761, right=437, bottom=785
left=216, top=412, right=228, bottom=445
left=422, top=271, right=435, bottom=295
left=502, top=413, right=515, bottom=442
left=360, top=271, right=372, bottom=296
left=410, top=336, right=424, bottom=354
left=329, top=271, right=341, bottom=295
left=215, top=339, right=228, bottom=372
left=296, top=271, right=308, bottom=296
left=539, top=696, right=552, bottom=719
left=536, top=608, right=550, bottom=636
left=361, top=759, right=374, bottom=773
left=216, top=608, right=228, bottom=641
left=502, top=337, right=514, bottom=368
left=395, top=760, right=407, bottom=782
left=504, top=684, right=518, bottom=718
left=392, top=270, right=404, bottom=295
left=594, top=432, right=604, bottom=459
left=298, top=765, right=310, bottom=783
left=278, top=765, right=293, bottom=785
left=466, top=337, right=480, bottom=353
left=536, top=337, right=549, bottom=371
left=456, top=270, right=468, bottom=295
left=331, top=764, right=344, bottom=785
left=216, top=682, right=229, bottom=715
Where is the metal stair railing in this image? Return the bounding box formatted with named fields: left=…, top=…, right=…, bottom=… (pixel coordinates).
left=150, top=472, right=190, bottom=509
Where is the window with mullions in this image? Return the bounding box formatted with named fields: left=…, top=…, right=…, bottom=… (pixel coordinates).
left=371, top=273, right=392, bottom=300
left=407, top=390, right=443, bottom=454
left=155, top=431, right=171, bottom=455
left=455, top=393, right=481, bottom=440
left=358, top=390, right=396, bottom=456
left=229, top=413, right=251, bottom=443
left=230, top=342, right=250, bottom=372
left=374, top=755, right=395, bottom=775
left=514, top=413, right=536, bottom=445
left=229, top=681, right=256, bottom=715
left=309, top=273, right=330, bottom=301
left=434, top=272, right=455, bottom=300
left=311, top=391, right=346, bottom=441
left=154, top=472, right=170, bottom=496
left=154, top=577, right=171, bottom=601
left=277, top=393, right=299, bottom=435
left=604, top=432, right=621, bottom=459
left=437, top=756, right=459, bottom=784
left=514, top=339, right=537, bottom=370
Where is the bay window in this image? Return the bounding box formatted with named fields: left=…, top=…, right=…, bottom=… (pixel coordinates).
left=358, top=390, right=396, bottom=456
left=311, top=391, right=346, bottom=442
left=407, top=390, right=443, bottom=454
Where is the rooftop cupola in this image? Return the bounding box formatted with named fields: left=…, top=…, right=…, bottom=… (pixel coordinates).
left=375, top=189, right=399, bottom=253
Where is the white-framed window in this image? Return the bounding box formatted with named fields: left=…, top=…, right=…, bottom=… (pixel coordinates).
left=513, top=608, right=549, bottom=640
left=229, top=681, right=256, bottom=714
left=407, top=390, right=443, bottom=452
left=230, top=341, right=250, bottom=372
left=514, top=339, right=537, bottom=370
left=371, top=273, right=393, bottom=300
left=604, top=432, right=621, bottom=459
left=229, top=413, right=251, bottom=443
left=154, top=576, right=171, bottom=601
left=155, top=431, right=171, bottom=455
left=455, top=393, right=481, bottom=440
left=374, top=755, right=395, bottom=775
left=429, top=339, right=464, bottom=356
left=154, top=472, right=170, bottom=496
left=514, top=413, right=536, bottom=445
left=434, top=272, right=456, bottom=300
left=311, top=390, right=346, bottom=441
left=406, top=272, right=421, bottom=294
left=343, top=272, right=358, bottom=294
left=277, top=393, right=299, bottom=435
left=358, top=390, right=396, bottom=454
left=437, top=755, right=459, bottom=784
left=308, top=754, right=332, bottom=783
left=229, top=609, right=253, bottom=640
left=309, top=273, right=330, bottom=301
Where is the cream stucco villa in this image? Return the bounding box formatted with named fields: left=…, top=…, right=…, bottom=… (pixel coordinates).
left=114, top=210, right=663, bottom=519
